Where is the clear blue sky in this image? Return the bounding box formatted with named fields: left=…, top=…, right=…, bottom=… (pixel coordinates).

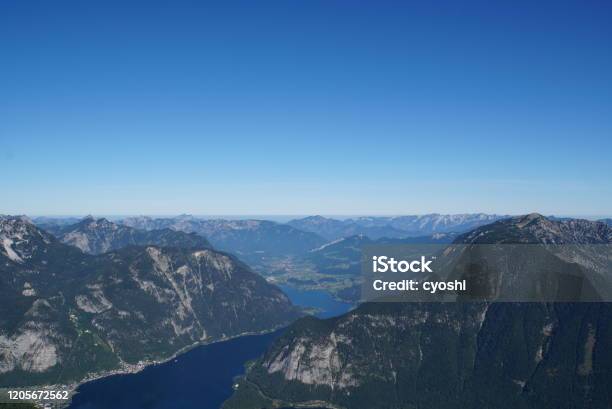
left=1, top=1, right=611, bottom=217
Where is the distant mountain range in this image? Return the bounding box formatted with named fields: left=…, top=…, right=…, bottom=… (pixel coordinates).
left=113, top=214, right=506, bottom=273
left=224, top=214, right=612, bottom=409
left=120, top=216, right=326, bottom=263
left=30, top=215, right=466, bottom=302
left=33, top=216, right=83, bottom=229
left=0, top=216, right=299, bottom=387
left=288, top=216, right=409, bottom=240
left=30, top=214, right=611, bottom=300
left=288, top=214, right=507, bottom=240
left=46, top=216, right=211, bottom=255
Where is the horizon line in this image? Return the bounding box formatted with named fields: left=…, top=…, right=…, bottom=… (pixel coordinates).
left=5, top=213, right=611, bottom=220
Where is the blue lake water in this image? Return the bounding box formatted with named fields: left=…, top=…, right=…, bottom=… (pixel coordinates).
left=278, top=285, right=354, bottom=318
left=67, top=287, right=352, bottom=409
left=67, top=331, right=280, bottom=409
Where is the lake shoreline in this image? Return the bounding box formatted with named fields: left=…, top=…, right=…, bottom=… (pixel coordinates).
left=24, top=324, right=291, bottom=409
left=16, top=287, right=352, bottom=409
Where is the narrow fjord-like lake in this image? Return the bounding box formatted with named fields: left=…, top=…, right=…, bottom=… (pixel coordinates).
left=68, top=331, right=279, bottom=409
left=68, top=287, right=353, bottom=409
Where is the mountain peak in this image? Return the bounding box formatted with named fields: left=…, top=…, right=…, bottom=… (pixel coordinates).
left=309, top=215, right=329, bottom=220
left=0, top=216, right=55, bottom=263
left=515, top=212, right=546, bottom=228
left=0, top=215, right=39, bottom=232
left=80, top=215, right=104, bottom=226
left=458, top=213, right=612, bottom=245
left=0, top=214, right=31, bottom=223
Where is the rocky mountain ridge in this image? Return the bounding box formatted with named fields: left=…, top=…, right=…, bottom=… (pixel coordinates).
left=288, top=214, right=507, bottom=240
left=224, top=214, right=612, bottom=409
left=0, top=216, right=299, bottom=388
left=47, top=216, right=211, bottom=255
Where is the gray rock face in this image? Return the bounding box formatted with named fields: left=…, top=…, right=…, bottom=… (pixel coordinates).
left=0, top=322, right=59, bottom=374
left=1, top=216, right=53, bottom=263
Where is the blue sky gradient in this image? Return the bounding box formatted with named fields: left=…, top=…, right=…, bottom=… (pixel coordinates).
left=1, top=1, right=611, bottom=216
